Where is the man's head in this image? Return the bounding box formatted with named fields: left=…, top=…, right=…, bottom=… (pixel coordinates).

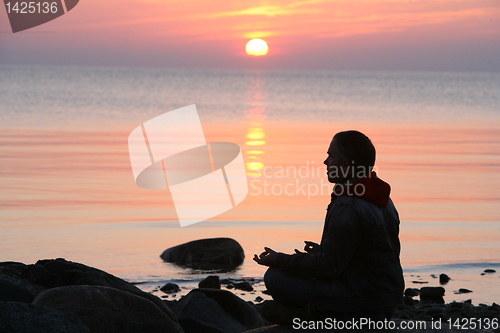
left=324, top=130, right=376, bottom=183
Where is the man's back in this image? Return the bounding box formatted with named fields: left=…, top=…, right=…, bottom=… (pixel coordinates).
left=274, top=174, right=404, bottom=312
left=312, top=194, right=404, bottom=312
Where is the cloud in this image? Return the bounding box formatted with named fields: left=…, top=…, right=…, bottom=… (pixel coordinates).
left=314, top=7, right=500, bottom=38
left=213, top=0, right=324, bottom=17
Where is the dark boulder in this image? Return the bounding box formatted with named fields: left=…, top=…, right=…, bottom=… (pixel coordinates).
left=160, top=238, right=244, bottom=271
left=0, top=261, right=46, bottom=301
left=33, top=285, right=183, bottom=333
left=192, top=288, right=265, bottom=328
left=0, top=279, right=34, bottom=303
left=199, top=275, right=221, bottom=289
left=24, top=258, right=176, bottom=321
left=172, top=291, right=246, bottom=333
left=0, top=301, right=90, bottom=333
left=172, top=288, right=265, bottom=333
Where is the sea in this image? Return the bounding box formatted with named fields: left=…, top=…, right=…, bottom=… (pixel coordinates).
left=1, top=65, right=499, bottom=305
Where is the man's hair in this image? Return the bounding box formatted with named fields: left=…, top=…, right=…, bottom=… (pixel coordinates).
left=333, top=130, right=376, bottom=171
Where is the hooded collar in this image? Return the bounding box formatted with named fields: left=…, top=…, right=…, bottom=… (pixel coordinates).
left=331, top=171, right=391, bottom=207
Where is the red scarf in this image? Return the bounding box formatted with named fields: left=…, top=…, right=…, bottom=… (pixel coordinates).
left=331, top=171, right=391, bottom=207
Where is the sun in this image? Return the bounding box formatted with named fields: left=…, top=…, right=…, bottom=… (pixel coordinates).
left=245, top=39, right=269, bottom=56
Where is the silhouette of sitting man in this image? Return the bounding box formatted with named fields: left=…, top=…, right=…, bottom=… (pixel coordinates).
left=254, top=130, right=404, bottom=322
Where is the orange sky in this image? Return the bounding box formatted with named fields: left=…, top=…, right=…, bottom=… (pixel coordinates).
left=1, top=0, right=499, bottom=70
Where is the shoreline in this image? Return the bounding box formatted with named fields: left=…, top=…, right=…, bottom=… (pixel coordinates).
left=1, top=259, right=499, bottom=333
left=132, top=262, right=500, bottom=306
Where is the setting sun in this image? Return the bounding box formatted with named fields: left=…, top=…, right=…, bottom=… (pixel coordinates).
left=245, top=39, right=269, bottom=56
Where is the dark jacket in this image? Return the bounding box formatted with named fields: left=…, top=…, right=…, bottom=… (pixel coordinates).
left=274, top=172, right=404, bottom=312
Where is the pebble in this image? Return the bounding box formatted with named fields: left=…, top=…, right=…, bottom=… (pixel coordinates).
left=403, top=296, right=414, bottom=306
left=439, top=273, right=451, bottom=284
left=160, top=282, right=181, bottom=294
left=454, top=288, right=473, bottom=294
left=404, top=288, right=420, bottom=297
left=420, top=287, right=445, bottom=298
left=234, top=281, right=254, bottom=292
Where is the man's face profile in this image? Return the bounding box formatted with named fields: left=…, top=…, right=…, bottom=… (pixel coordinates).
left=324, top=139, right=343, bottom=184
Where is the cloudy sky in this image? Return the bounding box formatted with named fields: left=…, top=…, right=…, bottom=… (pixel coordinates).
left=1, top=0, right=499, bottom=71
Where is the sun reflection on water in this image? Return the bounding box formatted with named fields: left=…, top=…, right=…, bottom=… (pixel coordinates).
left=244, top=76, right=267, bottom=176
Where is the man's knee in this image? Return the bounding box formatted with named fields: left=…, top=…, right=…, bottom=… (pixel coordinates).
left=264, top=267, right=282, bottom=291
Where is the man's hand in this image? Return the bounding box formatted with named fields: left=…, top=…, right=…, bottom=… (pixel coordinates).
left=294, top=241, right=320, bottom=254
left=253, top=247, right=279, bottom=267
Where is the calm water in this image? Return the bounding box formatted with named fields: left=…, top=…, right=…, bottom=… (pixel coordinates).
left=1, top=65, right=499, bottom=304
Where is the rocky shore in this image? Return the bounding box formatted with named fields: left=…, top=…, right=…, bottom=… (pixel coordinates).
left=0, top=258, right=499, bottom=332
left=1, top=239, right=499, bottom=332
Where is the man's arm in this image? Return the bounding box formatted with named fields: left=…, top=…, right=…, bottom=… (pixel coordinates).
left=273, top=203, right=364, bottom=278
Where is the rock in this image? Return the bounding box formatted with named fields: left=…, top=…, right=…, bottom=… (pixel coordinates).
left=0, top=278, right=35, bottom=303
left=439, top=274, right=451, bottom=284
left=235, top=281, right=254, bottom=292
left=33, top=285, right=183, bottom=333
left=160, top=282, right=181, bottom=293
left=23, top=258, right=176, bottom=321
left=160, top=238, right=245, bottom=271
left=0, top=301, right=90, bottom=333
left=420, top=287, right=445, bottom=298
left=173, top=291, right=246, bottom=333
left=259, top=300, right=309, bottom=325
left=199, top=275, right=221, bottom=289
left=172, top=288, right=265, bottom=333
left=454, top=288, right=473, bottom=294
left=243, top=319, right=493, bottom=333
left=392, top=299, right=500, bottom=328
left=404, top=296, right=415, bottom=306
left=412, top=281, right=428, bottom=284
left=420, top=287, right=445, bottom=304
left=0, top=261, right=46, bottom=301
left=255, top=296, right=264, bottom=303
left=404, top=288, right=420, bottom=297
left=484, top=269, right=496, bottom=273
left=194, top=289, right=265, bottom=328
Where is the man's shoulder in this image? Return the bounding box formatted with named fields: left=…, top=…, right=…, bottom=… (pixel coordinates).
left=330, top=195, right=375, bottom=208
left=330, top=195, right=397, bottom=215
